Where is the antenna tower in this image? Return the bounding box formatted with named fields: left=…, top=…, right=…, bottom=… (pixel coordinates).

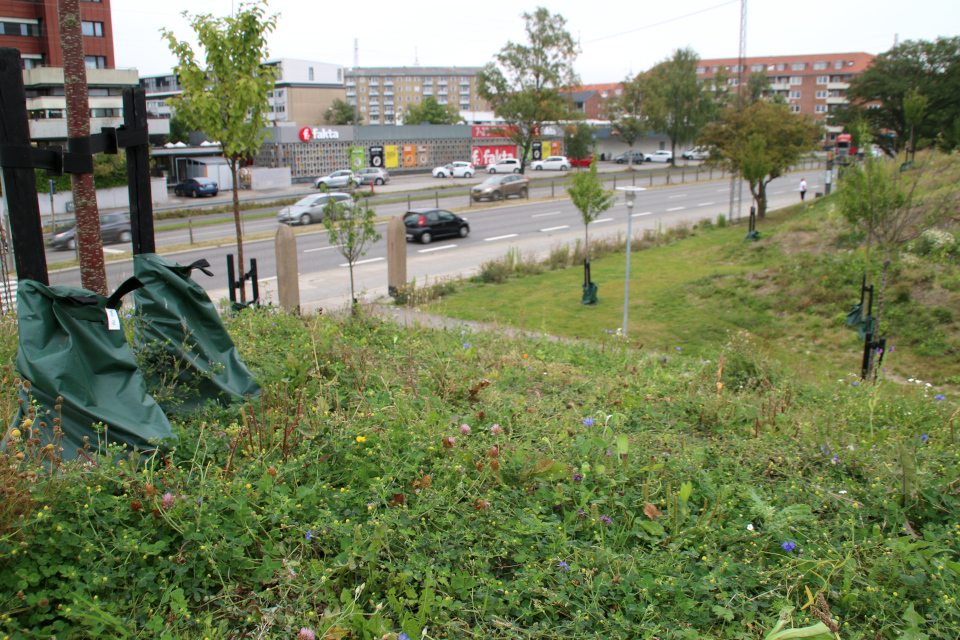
left=728, top=0, right=747, bottom=224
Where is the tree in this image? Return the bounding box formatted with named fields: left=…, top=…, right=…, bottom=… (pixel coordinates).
left=162, top=1, right=278, bottom=302
left=699, top=101, right=820, bottom=218
left=842, top=37, right=960, bottom=155
left=606, top=74, right=647, bottom=168
left=564, top=122, right=595, bottom=167
left=167, top=116, right=191, bottom=144
left=324, top=98, right=360, bottom=125
left=323, top=197, right=382, bottom=314
left=640, top=48, right=717, bottom=166
left=402, top=97, right=462, bottom=125
left=903, top=89, right=928, bottom=160
left=568, top=159, right=615, bottom=265
left=476, top=7, right=578, bottom=174
left=59, top=0, right=107, bottom=294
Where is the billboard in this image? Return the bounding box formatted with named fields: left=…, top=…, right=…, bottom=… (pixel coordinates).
left=471, top=145, right=517, bottom=167
left=369, top=146, right=385, bottom=168
left=349, top=146, right=365, bottom=170
left=385, top=145, right=399, bottom=168
left=551, top=140, right=563, bottom=157
left=532, top=141, right=542, bottom=161
left=403, top=144, right=416, bottom=167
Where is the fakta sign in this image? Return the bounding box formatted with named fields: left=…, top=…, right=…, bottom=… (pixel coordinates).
left=299, top=127, right=341, bottom=142
left=471, top=145, right=517, bottom=167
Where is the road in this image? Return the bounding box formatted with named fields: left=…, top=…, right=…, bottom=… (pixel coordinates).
left=39, top=170, right=823, bottom=312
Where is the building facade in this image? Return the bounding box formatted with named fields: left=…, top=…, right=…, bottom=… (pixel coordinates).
left=344, top=67, right=491, bottom=125
left=564, top=83, right=625, bottom=120
left=0, top=0, right=116, bottom=70
left=696, top=52, right=875, bottom=133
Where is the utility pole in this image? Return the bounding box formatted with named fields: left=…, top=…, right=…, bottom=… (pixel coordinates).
left=728, top=0, right=747, bottom=226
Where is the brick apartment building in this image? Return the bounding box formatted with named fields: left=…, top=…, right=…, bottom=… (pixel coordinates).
left=696, top=52, right=875, bottom=134
left=564, top=83, right=625, bottom=120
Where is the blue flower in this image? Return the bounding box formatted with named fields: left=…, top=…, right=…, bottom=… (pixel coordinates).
left=676, top=346, right=681, bottom=351
left=305, top=530, right=312, bottom=541
left=935, top=394, right=945, bottom=401
left=852, top=381, right=858, bottom=386
left=782, top=541, right=796, bottom=552
left=920, top=434, right=929, bottom=442
left=399, top=634, right=410, bottom=640
left=600, top=515, right=612, bottom=525
left=124, top=313, right=132, bottom=319
left=582, top=418, right=594, bottom=426
left=558, top=561, right=570, bottom=571
left=463, top=343, right=470, bottom=349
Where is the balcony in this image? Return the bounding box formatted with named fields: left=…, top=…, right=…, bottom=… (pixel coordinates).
left=384, top=80, right=394, bottom=87
left=346, top=80, right=356, bottom=87
left=827, top=82, right=850, bottom=91
left=423, top=90, right=433, bottom=96
left=384, top=99, right=394, bottom=106
left=369, top=90, right=379, bottom=97
left=459, top=81, right=470, bottom=86
left=438, top=90, right=448, bottom=96
left=346, top=90, right=356, bottom=97
left=370, top=99, right=379, bottom=106
left=826, top=96, right=847, bottom=105
left=384, top=90, right=394, bottom=96
left=459, top=90, right=469, bottom=96
left=369, top=79, right=379, bottom=86
left=768, top=82, right=789, bottom=91
left=385, top=108, right=394, bottom=115
left=437, top=80, right=448, bottom=86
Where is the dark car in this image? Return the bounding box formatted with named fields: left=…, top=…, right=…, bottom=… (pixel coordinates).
left=403, top=209, right=469, bottom=244
left=49, top=213, right=132, bottom=251
left=470, top=174, right=530, bottom=202
left=174, top=177, right=219, bottom=198
left=613, top=151, right=644, bottom=164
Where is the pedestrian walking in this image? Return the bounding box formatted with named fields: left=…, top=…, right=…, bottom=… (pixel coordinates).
left=799, top=178, right=808, bottom=201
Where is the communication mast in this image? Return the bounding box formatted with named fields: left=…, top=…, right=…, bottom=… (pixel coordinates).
left=728, top=0, right=747, bottom=224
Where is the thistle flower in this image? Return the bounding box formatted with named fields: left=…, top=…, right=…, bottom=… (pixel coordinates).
left=161, top=492, right=175, bottom=510
left=297, top=628, right=316, bottom=640
left=491, top=424, right=503, bottom=435
left=460, top=424, right=471, bottom=435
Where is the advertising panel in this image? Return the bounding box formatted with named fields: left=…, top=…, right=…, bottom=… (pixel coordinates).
left=551, top=141, right=563, bottom=157
left=403, top=144, right=417, bottom=167
left=532, top=141, right=542, bottom=161
left=471, top=145, right=517, bottom=167
left=417, top=145, right=428, bottom=166
left=369, top=146, right=385, bottom=168
left=349, top=147, right=365, bottom=171
left=384, top=145, right=399, bottom=168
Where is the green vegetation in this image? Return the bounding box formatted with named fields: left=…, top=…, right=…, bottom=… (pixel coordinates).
left=402, top=97, right=463, bottom=126
left=324, top=98, right=360, bottom=126
left=36, top=152, right=129, bottom=194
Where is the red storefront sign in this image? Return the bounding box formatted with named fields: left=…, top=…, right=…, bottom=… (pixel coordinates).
left=472, top=145, right=517, bottom=167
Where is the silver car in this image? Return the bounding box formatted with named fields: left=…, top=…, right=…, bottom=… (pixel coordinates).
left=277, top=193, right=352, bottom=226
left=356, top=167, right=390, bottom=185
left=315, top=170, right=359, bottom=191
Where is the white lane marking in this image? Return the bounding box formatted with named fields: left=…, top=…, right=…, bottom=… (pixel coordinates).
left=667, top=194, right=687, bottom=198
left=697, top=202, right=715, bottom=206
left=540, top=225, right=570, bottom=232
left=666, top=206, right=685, bottom=212
left=716, top=188, right=729, bottom=192
left=532, top=211, right=561, bottom=218
left=592, top=218, right=614, bottom=223
left=632, top=212, right=653, bottom=217
left=340, top=257, right=385, bottom=266
left=417, top=245, right=457, bottom=254
left=259, top=276, right=278, bottom=282
left=304, top=246, right=336, bottom=253
left=485, top=234, right=518, bottom=242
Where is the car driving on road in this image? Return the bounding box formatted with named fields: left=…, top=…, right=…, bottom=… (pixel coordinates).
left=174, top=177, right=219, bottom=198
left=433, top=162, right=475, bottom=178
left=356, top=167, right=390, bottom=185
left=644, top=150, right=673, bottom=163
left=277, top=193, right=353, bottom=226
left=681, top=147, right=708, bottom=160
left=316, top=170, right=359, bottom=191
left=49, top=214, right=132, bottom=251
left=403, top=208, right=470, bottom=244
left=530, top=156, right=571, bottom=171
left=486, top=158, right=522, bottom=174
left=613, top=150, right=644, bottom=164
left=471, top=174, right=529, bottom=202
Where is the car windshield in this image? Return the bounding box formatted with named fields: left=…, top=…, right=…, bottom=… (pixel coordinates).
left=294, top=195, right=323, bottom=207
left=194, top=178, right=216, bottom=185
left=481, top=176, right=502, bottom=185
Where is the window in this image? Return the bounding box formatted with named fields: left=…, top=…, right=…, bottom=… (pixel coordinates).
left=81, top=21, right=104, bottom=37
left=816, top=90, right=827, bottom=99
left=834, top=61, right=845, bottom=69
left=790, top=105, right=801, bottom=113
left=776, top=63, right=787, bottom=71
left=751, top=64, right=765, bottom=72
left=813, top=61, right=828, bottom=70
left=789, top=91, right=801, bottom=99
left=791, top=62, right=807, bottom=71
left=2, top=21, right=41, bottom=37
left=84, top=55, right=106, bottom=69
left=308, top=67, right=314, bottom=81
left=711, top=66, right=719, bottom=73
left=696, top=66, right=707, bottom=74
left=816, top=76, right=829, bottom=84
left=90, top=108, right=119, bottom=118
left=815, top=105, right=828, bottom=113
left=789, top=76, right=802, bottom=85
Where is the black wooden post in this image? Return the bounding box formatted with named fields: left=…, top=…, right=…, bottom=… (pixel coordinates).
left=122, top=87, right=155, bottom=255
left=0, top=48, right=49, bottom=284
left=248, top=258, right=259, bottom=303
left=226, top=253, right=237, bottom=303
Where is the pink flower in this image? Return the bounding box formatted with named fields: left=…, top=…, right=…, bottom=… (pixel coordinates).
left=297, top=628, right=316, bottom=640
left=460, top=424, right=471, bottom=435
left=161, top=492, right=175, bottom=510
left=491, top=424, right=503, bottom=435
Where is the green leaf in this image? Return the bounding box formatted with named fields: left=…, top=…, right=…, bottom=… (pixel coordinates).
left=616, top=434, right=629, bottom=456
left=679, top=481, right=693, bottom=504
left=711, top=605, right=734, bottom=622
left=640, top=521, right=664, bottom=537
left=765, top=621, right=833, bottom=640
left=591, top=437, right=607, bottom=449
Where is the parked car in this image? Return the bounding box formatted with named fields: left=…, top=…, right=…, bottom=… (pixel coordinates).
left=530, top=156, right=571, bottom=171
left=567, top=155, right=594, bottom=167
left=644, top=150, right=674, bottom=163
left=613, top=151, right=644, bottom=164
left=356, top=167, right=390, bottom=185
left=433, top=161, right=475, bottom=178
left=49, top=214, right=132, bottom=251
left=277, top=193, right=353, bottom=226
left=315, top=170, right=359, bottom=191
left=470, top=174, right=529, bottom=202
left=486, top=158, right=522, bottom=174
left=403, top=208, right=470, bottom=244
left=174, top=177, right=219, bottom=198
left=681, top=147, right=708, bottom=160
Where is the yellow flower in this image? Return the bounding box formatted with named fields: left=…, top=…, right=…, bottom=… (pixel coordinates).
left=356, top=436, right=366, bottom=443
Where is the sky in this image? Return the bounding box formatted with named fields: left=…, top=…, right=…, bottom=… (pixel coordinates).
left=112, top=0, right=960, bottom=83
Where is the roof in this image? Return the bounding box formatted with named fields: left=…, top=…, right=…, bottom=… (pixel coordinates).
left=696, top=52, right=875, bottom=77
left=566, top=90, right=598, bottom=102
left=346, top=67, right=483, bottom=76
left=570, top=83, right=624, bottom=93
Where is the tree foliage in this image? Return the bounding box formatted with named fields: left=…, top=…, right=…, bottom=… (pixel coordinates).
left=161, top=0, right=278, bottom=301
left=167, top=116, right=191, bottom=144
left=606, top=74, right=647, bottom=165
left=567, top=159, right=615, bottom=263
left=476, top=7, right=578, bottom=174
left=640, top=48, right=720, bottom=165
left=699, top=101, right=820, bottom=218
left=564, top=122, right=595, bottom=166
left=323, top=197, right=382, bottom=314
left=401, top=97, right=462, bottom=125
left=840, top=37, right=960, bottom=154
left=324, top=98, right=360, bottom=125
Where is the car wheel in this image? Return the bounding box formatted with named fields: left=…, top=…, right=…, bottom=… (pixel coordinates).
left=492, top=191, right=502, bottom=201
left=299, top=213, right=312, bottom=226
left=464, top=171, right=473, bottom=178
left=66, top=238, right=76, bottom=251
left=488, top=168, right=495, bottom=174
left=318, top=182, right=328, bottom=192
left=561, top=165, right=570, bottom=171
left=420, top=231, right=432, bottom=245
left=534, top=165, right=542, bottom=170
left=518, top=187, right=528, bottom=199
left=513, top=168, right=520, bottom=173
left=459, top=225, right=469, bottom=238
left=375, top=178, right=384, bottom=185
left=118, top=231, right=132, bottom=243
left=191, top=189, right=198, bottom=198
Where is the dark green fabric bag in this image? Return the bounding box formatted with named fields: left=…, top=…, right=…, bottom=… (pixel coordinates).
left=133, top=253, right=260, bottom=411
left=845, top=303, right=864, bottom=327
left=13, top=278, right=176, bottom=462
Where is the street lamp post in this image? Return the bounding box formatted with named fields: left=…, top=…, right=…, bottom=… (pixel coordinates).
left=616, top=187, right=645, bottom=338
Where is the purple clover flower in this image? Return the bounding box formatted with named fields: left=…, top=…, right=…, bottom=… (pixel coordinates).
left=460, top=424, right=471, bottom=435
left=491, top=424, right=503, bottom=435
left=573, top=474, right=583, bottom=482
left=297, top=629, right=317, bottom=640
left=161, top=492, right=175, bottom=510
left=600, top=515, right=612, bottom=525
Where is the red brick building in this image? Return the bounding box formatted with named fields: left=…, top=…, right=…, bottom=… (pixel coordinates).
left=0, top=0, right=116, bottom=70
left=564, top=83, right=625, bottom=120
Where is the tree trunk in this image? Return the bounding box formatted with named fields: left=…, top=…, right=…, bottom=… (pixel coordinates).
left=230, top=158, right=245, bottom=302
left=348, top=263, right=356, bottom=316
left=669, top=138, right=676, bottom=167
left=59, top=0, right=107, bottom=295
left=756, top=181, right=768, bottom=218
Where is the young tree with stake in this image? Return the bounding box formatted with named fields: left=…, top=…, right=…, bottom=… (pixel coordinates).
left=323, top=197, right=382, bottom=315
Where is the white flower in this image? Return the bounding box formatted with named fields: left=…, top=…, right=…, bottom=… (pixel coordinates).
left=746, top=524, right=754, bottom=531
left=838, top=490, right=848, bottom=494
left=908, top=378, right=915, bottom=382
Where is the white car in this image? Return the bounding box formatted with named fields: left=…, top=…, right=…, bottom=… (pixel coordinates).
left=530, top=156, right=571, bottom=171
left=315, top=170, right=359, bottom=191
left=487, top=158, right=522, bottom=174
left=681, top=147, right=708, bottom=160
left=432, top=161, right=475, bottom=178
left=277, top=193, right=352, bottom=226
left=644, top=150, right=674, bottom=163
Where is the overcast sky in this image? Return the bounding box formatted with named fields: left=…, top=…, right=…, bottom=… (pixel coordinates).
left=112, top=0, right=960, bottom=83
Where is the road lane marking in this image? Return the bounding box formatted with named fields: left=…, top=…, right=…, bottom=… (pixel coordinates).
left=716, top=188, right=729, bottom=192
left=592, top=218, right=614, bottom=223
left=633, top=211, right=653, bottom=217
left=259, top=276, right=278, bottom=282
left=697, top=202, right=715, bottom=206
left=304, top=246, right=336, bottom=253
left=417, top=245, right=457, bottom=253
left=340, top=257, right=385, bottom=266
left=485, top=234, right=518, bottom=242
left=666, top=206, right=685, bottom=212
left=540, top=225, right=570, bottom=232
left=667, top=194, right=687, bottom=198
left=532, top=211, right=561, bottom=218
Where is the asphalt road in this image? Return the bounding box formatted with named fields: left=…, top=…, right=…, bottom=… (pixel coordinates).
left=42, top=170, right=823, bottom=312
